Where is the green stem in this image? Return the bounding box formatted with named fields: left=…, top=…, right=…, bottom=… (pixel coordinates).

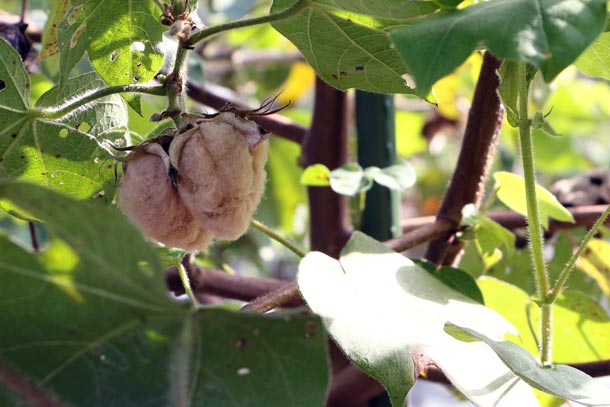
left=547, top=204, right=610, bottom=303
left=517, top=62, right=552, bottom=365
left=185, top=0, right=307, bottom=47
left=29, top=84, right=166, bottom=120
left=177, top=260, right=199, bottom=312
left=250, top=220, right=305, bottom=258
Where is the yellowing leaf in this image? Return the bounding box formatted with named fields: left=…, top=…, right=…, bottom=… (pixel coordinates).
left=577, top=239, right=610, bottom=295
left=278, top=61, right=316, bottom=105
left=494, top=172, right=574, bottom=229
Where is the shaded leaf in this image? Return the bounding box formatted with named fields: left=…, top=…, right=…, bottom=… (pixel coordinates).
left=390, top=0, right=607, bottom=96
left=0, top=182, right=329, bottom=407
left=494, top=172, right=574, bottom=229
left=298, top=231, right=538, bottom=407
left=271, top=0, right=439, bottom=94
left=414, top=259, right=484, bottom=304
left=447, top=323, right=610, bottom=406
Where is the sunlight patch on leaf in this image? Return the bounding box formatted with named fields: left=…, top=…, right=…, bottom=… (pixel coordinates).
left=494, top=172, right=574, bottom=229
left=298, top=231, right=538, bottom=407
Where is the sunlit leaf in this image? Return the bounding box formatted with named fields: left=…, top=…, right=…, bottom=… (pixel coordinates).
left=577, top=239, right=610, bottom=295
left=301, top=163, right=330, bottom=186
left=298, top=232, right=538, bottom=407
left=329, top=164, right=371, bottom=196
left=57, top=0, right=165, bottom=88
left=478, top=277, right=610, bottom=364
left=271, top=0, right=439, bottom=94
left=0, top=68, right=127, bottom=204
left=372, top=160, right=416, bottom=191
left=575, top=31, right=610, bottom=80
left=447, top=323, right=610, bottom=406
left=390, top=0, right=607, bottom=96
left=494, top=172, right=575, bottom=229
left=462, top=203, right=515, bottom=268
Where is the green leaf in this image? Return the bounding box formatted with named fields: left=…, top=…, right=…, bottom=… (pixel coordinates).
left=0, top=70, right=127, bottom=202
left=413, top=259, right=484, bottom=304
left=57, top=0, right=166, bottom=87
left=575, top=31, right=610, bottom=79
left=462, top=203, right=515, bottom=268
left=499, top=60, right=521, bottom=127
left=446, top=323, right=610, bottom=406
left=390, top=0, right=607, bottom=96
left=298, top=231, right=538, bottom=407
left=0, top=38, right=29, bottom=132
left=0, top=182, right=329, bottom=406
left=271, top=0, right=438, bottom=94
left=371, top=160, right=416, bottom=191
left=329, top=164, right=372, bottom=196
left=478, top=277, right=610, bottom=364
left=301, top=163, right=331, bottom=186
left=577, top=239, right=610, bottom=296
left=494, top=171, right=575, bottom=229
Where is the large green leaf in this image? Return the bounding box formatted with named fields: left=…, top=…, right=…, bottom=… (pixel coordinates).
left=298, top=231, right=538, bottom=407
left=494, top=171, right=574, bottom=229
left=57, top=0, right=165, bottom=89
left=270, top=0, right=438, bottom=94
left=390, top=0, right=607, bottom=96
left=447, top=323, right=610, bottom=406
left=478, top=277, right=610, bottom=364
left=0, top=182, right=328, bottom=406
left=0, top=39, right=127, bottom=202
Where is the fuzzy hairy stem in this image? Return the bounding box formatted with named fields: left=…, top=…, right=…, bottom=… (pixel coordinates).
left=185, top=0, right=307, bottom=47
left=516, top=63, right=552, bottom=365
left=547, top=204, right=610, bottom=303
left=424, top=52, right=503, bottom=265
left=29, top=84, right=165, bottom=120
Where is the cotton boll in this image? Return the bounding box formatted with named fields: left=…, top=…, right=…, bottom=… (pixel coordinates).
left=171, top=114, right=269, bottom=240
left=119, top=148, right=212, bottom=252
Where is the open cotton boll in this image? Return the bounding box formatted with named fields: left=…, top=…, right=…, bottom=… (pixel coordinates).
left=171, top=114, right=269, bottom=240
left=119, top=149, right=212, bottom=252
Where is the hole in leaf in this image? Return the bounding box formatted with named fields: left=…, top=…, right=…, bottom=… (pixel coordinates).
left=59, top=128, right=69, bottom=138
left=130, top=41, right=145, bottom=52
left=0, top=80, right=5, bottom=90
left=133, top=74, right=141, bottom=82
left=110, top=50, right=120, bottom=62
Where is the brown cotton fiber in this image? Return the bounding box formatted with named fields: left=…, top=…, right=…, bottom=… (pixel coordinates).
left=119, top=150, right=212, bottom=252
left=172, top=113, right=269, bottom=240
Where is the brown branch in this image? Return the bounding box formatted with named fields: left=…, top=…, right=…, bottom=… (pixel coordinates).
left=402, top=205, right=610, bottom=234
left=0, top=361, right=69, bottom=407
left=186, top=81, right=306, bottom=144
left=301, top=77, right=352, bottom=258
left=386, top=219, right=454, bottom=253
left=424, top=52, right=503, bottom=266
left=165, top=265, right=304, bottom=307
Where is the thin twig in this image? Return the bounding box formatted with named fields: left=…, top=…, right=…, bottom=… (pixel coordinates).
left=186, top=81, right=306, bottom=143
left=241, top=281, right=300, bottom=313
left=250, top=220, right=305, bottom=258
